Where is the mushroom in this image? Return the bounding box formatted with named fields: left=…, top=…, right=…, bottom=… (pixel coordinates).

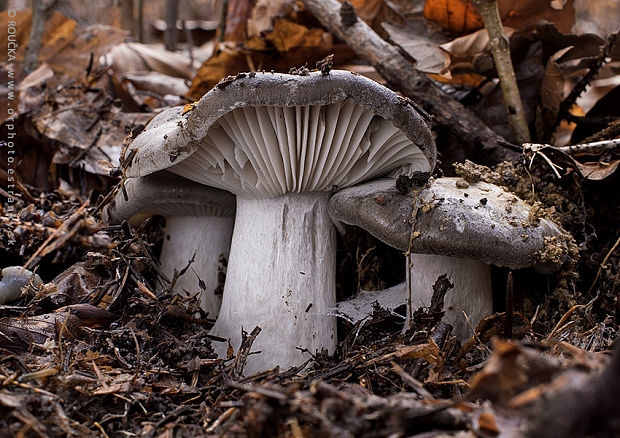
left=329, top=177, right=569, bottom=341
left=0, top=267, right=43, bottom=304
left=103, top=171, right=235, bottom=316
left=125, top=71, right=436, bottom=373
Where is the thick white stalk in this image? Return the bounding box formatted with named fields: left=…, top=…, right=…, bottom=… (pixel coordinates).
left=406, top=254, right=493, bottom=342
left=211, top=192, right=337, bottom=375
left=160, top=216, right=234, bottom=317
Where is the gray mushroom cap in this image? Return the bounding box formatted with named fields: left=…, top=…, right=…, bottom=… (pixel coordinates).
left=329, top=178, right=569, bottom=273
left=103, top=171, right=236, bottom=224
left=125, top=70, right=436, bottom=197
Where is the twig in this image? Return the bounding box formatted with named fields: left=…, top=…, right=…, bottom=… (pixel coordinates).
left=390, top=361, right=434, bottom=400
left=504, top=271, right=513, bottom=339
left=232, top=326, right=262, bottom=377
left=556, top=138, right=620, bottom=156
left=587, top=235, right=620, bottom=296
left=129, top=327, right=142, bottom=386
left=23, top=0, right=58, bottom=71
left=523, top=143, right=564, bottom=179
left=22, top=200, right=89, bottom=271
left=524, top=139, right=620, bottom=156
left=405, top=188, right=423, bottom=328
left=472, top=0, right=530, bottom=144
left=545, top=304, right=585, bottom=341
left=218, top=0, right=228, bottom=43
left=356, top=245, right=375, bottom=293
left=206, top=407, right=238, bottom=433
left=581, top=120, right=620, bottom=144
left=68, top=127, right=103, bottom=167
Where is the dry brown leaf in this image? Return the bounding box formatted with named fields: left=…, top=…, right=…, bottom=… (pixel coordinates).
left=350, top=0, right=385, bottom=22
left=467, top=339, right=566, bottom=405
left=535, top=47, right=570, bottom=140
left=574, top=159, right=620, bottom=180
left=247, top=0, right=296, bottom=38
left=92, top=382, right=132, bottom=395
left=423, top=0, right=576, bottom=35
left=438, top=27, right=512, bottom=78
left=188, top=21, right=353, bottom=98
left=187, top=44, right=254, bottom=98
left=423, top=0, right=484, bottom=35
left=394, top=338, right=440, bottom=363
left=531, top=23, right=605, bottom=63
left=265, top=18, right=328, bottom=52
left=382, top=22, right=448, bottom=74
left=498, top=0, right=576, bottom=34
left=468, top=340, right=530, bottom=402
left=427, top=72, right=486, bottom=86
left=0, top=10, right=125, bottom=78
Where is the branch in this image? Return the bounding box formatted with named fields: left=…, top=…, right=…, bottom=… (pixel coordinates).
left=473, top=0, right=531, bottom=144
left=301, top=0, right=520, bottom=165
left=23, top=0, right=56, bottom=72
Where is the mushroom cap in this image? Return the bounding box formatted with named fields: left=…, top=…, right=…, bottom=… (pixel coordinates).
left=329, top=178, right=569, bottom=273
left=103, top=171, right=236, bottom=225
left=126, top=70, right=436, bottom=198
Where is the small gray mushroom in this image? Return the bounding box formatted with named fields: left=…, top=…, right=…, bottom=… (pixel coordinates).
left=329, top=177, right=569, bottom=341
left=125, top=70, right=436, bottom=374
left=103, top=171, right=235, bottom=316
left=0, top=267, right=43, bottom=304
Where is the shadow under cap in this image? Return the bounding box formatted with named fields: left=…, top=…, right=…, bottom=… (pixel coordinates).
left=329, top=178, right=569, bottom=273
left=103, top=171, right=236, bottom=225
left=125, top=70, right=436, bottom=179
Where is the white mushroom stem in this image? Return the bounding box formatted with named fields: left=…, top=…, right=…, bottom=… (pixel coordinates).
left=160, top=216, right=234, bottom=317
left=331, top=255, right=492, bottom=343
left=210, top=192, right=337, bottom=375
left=406, top=254, right=492, bottom=342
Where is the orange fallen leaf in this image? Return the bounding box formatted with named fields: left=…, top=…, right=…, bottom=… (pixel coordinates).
left=423, top=0, right=575, bottom=35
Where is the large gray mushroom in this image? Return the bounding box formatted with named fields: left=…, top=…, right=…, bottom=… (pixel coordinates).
left=125, top=70, right=436, bottom=374
left=329, top=177, right=569, bottom=341
left=103, top=171, right=235, bottom=316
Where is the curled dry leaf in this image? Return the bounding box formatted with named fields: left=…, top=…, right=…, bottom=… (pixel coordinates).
left=535, top=46, right=570, bottom=141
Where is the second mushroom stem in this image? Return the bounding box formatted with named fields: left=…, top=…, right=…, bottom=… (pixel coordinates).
left=473, top=0, right=531, bottom=144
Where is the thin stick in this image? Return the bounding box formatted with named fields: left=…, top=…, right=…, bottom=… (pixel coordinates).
left=545, top=304, right=585, bottom=341
left=557, top=139, right=620, bottom=155
left=472, top=0, right=530, bottom=143
left=22, top=200, right=89, bottom=271
left=504, top=271, right=513, bottom=339
left=587, top=235, right=620, bottom=296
